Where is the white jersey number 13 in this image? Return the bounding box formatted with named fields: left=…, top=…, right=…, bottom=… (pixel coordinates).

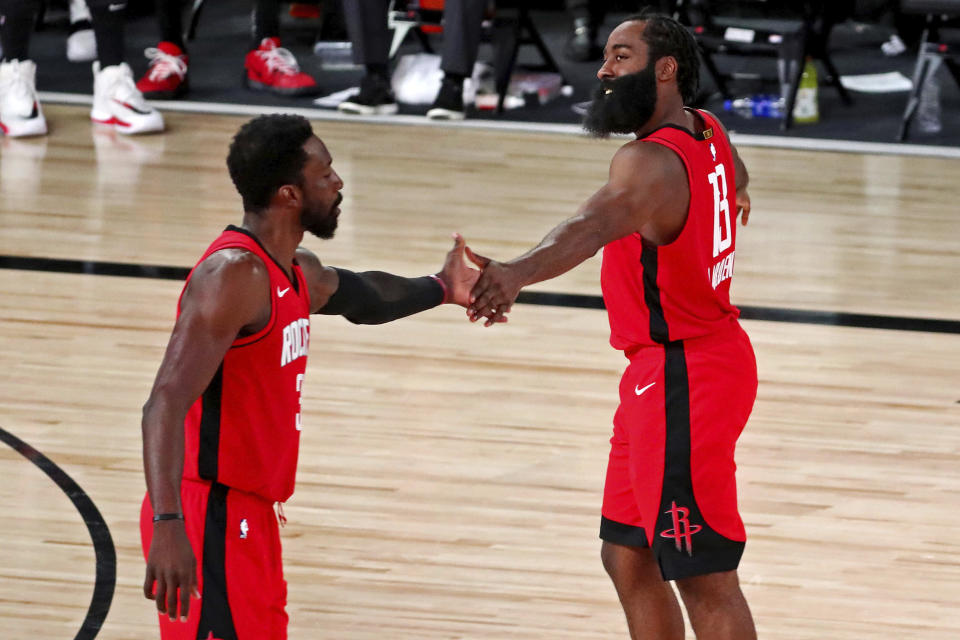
left=708, top=163, right=732, bottom=258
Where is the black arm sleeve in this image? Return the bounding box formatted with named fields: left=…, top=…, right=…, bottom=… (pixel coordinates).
left=316, top=268, right=445, bottom=324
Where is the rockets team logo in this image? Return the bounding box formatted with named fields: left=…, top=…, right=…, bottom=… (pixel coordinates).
left=659, top=501, right=702, bottom=556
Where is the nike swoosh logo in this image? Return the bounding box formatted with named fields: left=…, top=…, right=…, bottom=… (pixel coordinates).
left=108, top=3, right=126, bottom=11
left=112, top=98, right=151, bottom=115
left=277, top=287, right=290, bottom=298
left=634, top=382, right=656, bottom=396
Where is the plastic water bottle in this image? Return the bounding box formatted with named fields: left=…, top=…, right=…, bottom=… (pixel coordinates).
left=917, top=72, right=942, bottom=134
left=753, top=94, right=784, bottom=118
left=723, top=94, right=785, bottom=119
left=724, top=96, right=755, bottom=118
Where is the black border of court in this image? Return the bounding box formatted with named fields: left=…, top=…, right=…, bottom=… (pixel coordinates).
left=2, top=254, right=959, bottom=335
left=0, top=424, right=116, bottom=640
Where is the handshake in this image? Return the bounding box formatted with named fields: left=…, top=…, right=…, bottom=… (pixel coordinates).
left=437, top=232, right=523, bottom=328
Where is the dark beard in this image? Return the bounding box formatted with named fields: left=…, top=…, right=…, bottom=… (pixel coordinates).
left=303, top=192, right=343, bottom=240
left=583, top=66, right=658, bottom=138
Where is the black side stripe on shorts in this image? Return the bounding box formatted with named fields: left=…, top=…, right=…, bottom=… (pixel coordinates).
left=197, top=482, right=238, bottom=640
left=640, top=244, right=669, bottom=344
left=654, top=341, right=744, bottom=580
left=198, top=363, right=224, bottom=480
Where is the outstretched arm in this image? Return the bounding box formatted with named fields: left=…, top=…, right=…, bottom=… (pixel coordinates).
left=467, top=141, right=688, bottom=326
left=298, top=233, right=485, bottom=323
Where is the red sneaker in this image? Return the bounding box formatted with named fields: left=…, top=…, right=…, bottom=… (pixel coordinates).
left=136, top=41, right=189, bottom=99
left=244, top=37, right=319, bottom=96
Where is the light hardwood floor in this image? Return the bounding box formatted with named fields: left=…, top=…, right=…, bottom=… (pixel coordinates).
left=1, top=104, right=958, bottom=639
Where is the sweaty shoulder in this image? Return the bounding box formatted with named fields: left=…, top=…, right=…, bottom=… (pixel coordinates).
left=183, top=248, right=272, bottom=334
left=295, top=246, right=338, bottom=313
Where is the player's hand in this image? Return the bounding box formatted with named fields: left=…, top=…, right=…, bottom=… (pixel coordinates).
left=737, top=188, right=751, bottom=226
left=144, top=521, right=200, bottom=622
left=465, top=247, right=520, bottom=327
left=436, top=232, right=482, bottom=307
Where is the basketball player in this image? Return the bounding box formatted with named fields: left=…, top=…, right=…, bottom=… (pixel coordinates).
left=465, top=12, right=758, bottom=640
left=140, top=113, right=484, bottom=639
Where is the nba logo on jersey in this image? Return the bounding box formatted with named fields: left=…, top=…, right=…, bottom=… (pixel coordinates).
left=240, top=518, right=249, bottom=539
left=710, top=143, right=717, bottom=161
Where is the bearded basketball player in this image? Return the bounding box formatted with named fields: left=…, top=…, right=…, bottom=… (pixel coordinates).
left=465, top=11, right=758, bottom=640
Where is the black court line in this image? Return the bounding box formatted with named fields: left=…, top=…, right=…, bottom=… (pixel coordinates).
left=0, top=425, right=116, bottom=640
left=3, top=254, right=960, bottom=335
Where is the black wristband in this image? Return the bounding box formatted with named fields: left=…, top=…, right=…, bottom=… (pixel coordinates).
left=152, top=512, right=184, bottom=523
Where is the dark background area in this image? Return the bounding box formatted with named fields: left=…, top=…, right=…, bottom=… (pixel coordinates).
left=27, top=1, right=960, bottom=146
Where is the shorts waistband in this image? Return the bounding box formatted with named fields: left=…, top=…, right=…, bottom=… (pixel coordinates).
left=624, top=322, right=745, bottom=361
left=181, top=477, right=275, bottom=506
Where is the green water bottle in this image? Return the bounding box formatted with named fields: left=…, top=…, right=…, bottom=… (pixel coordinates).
left=792, top=57, right=819, bottom=124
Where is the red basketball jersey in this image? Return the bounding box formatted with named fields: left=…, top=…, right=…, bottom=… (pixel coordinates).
left=601, top=110, right=741, bottom=351
left=180, top=226, right=311, bottom=502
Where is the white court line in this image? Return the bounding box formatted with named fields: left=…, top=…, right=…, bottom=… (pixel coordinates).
left=38, top=91, right=960, bottom=159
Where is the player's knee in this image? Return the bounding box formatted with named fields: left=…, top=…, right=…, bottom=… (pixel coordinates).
left=600, top=541, right=618, bottom=577
left=601, top=541, right=656, bottom=585
left=676, top=570, right=742, bottom=609
left=602, top=540, right=633, bottom=580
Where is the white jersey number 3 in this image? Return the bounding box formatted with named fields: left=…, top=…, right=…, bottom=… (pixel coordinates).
left=295, top=373, right=304, bottom=431
left=708, top=163, right=732, bottom=258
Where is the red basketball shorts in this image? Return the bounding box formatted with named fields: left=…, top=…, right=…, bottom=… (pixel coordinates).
left=600, top=323, right=758, bottom=581
left=140, top=479, right=288, bottom=640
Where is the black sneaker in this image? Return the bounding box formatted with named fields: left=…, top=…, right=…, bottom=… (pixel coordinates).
left=426, top=77, right=465, bottom=120
left=338, top=73, right=398, bottom=115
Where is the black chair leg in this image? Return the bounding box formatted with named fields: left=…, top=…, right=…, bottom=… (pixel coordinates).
left=186, top=0, right=205, bottom=42
left=699, top=46, right=730, bottom=99
left=519, top=8, right=569, bottom=86
left=780, top=34, right=805, bottom=130
left=899, top=54, right=934, bottom=141
left=819, top=51, right=853, bottom=104
left=414, top=28, right=435, bottom=54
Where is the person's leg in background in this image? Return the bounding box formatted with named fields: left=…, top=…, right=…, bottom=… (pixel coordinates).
left=426, top=0, right=487, bottom=120
left=338, top=0, right=398, bottom=115
left=136, top=0, right=190, bottom=99
left=68, top=0, right=98, bottom=63
left=0, top=0, right=48, bottom=136
left=86, top=0, right=164, bottom=133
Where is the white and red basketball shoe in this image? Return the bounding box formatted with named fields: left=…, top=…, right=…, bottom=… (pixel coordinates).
left=91, top=61, right=164, bottom=134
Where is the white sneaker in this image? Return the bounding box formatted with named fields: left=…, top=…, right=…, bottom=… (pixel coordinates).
left=881, top=34, right=907, bottom=57
left=90, top=61, right=164, bottom=134
left=0, top=60, right=48, bottom=137
left=67, top=0, right=97, bottom=62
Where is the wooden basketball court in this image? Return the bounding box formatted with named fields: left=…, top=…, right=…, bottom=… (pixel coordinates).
left=1, top=104, right=958, bottom=639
